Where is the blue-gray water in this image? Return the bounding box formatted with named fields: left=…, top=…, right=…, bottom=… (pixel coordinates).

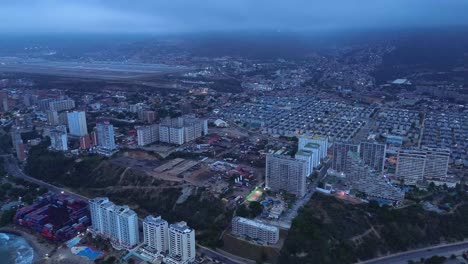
left=0, top=233, right=35, bottom=264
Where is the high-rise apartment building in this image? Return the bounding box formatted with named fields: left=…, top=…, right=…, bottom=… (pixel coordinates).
left=168, top=221, right=196, bottom=264
left=266, top=154, right=307, bottom=197
left=67, top=111, right=88, bottom=137
left=298, top=135, right=329, bottom=161
left=50, top=130, right=68, bottom=151
left=359, top=142, right=386, bottom=173
left=96, top=120, right=116, bottom=150
left=143, top=215, right=169, bottom=254
left=11, top=130, right=26, bottom=161
left=46, top=110, right=59, bottom=126
left=49, top=99, right=75, bottom=112
left=159, top=115, right=208, bottom=145
left=295, top=150, right=313, bottom=177
left=331, top=142, right=359, bottom=173
left=423, top=147, right=450, bottom=179
left=395, top=147, right=450, bottom=186
left=137, top=124, right=159, bottom=146
left=396, top=149, right=426, bottom=185
left=89, top=197, right=140, bottom=249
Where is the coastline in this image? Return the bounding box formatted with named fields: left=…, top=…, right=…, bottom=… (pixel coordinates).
left=0, top=226, right=57, bottom=264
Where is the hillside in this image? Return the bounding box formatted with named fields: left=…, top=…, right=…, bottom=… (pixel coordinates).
left=25, top=142, right=231, bottom=247
left=279, top=192, right=468, bottom=264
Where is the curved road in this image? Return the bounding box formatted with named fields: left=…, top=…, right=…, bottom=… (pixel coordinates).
left=2, top=155, right=88, bottom=201
left=359, top=241, right=468, bottom=264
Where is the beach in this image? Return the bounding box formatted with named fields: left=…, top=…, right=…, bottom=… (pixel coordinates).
left=0, top=226, right=92, bottom=264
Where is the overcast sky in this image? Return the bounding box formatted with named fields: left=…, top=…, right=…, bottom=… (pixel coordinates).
left=1, top=0, right=468, bottom=34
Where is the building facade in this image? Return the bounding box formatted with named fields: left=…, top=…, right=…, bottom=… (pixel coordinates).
left=359, top=141, right=386, bottom=173
left=167, top=221, right=196, bottom=264
left=50, top=130, right=68, bottom=151
left=67, top=111, right=88, bottom=137
left=89, top=197, right=140, bottom=249
left=423, top=147, right=450, bottom=179
left=331, top=142, right=360, bottom=173
left=266, top=154, right=307, bottom=197
left=159, top=116, right=208, bottom=145
left=96, top=120, right=116, bottom=150
left=231, top=217, right=279, bottom=245
left=137, top=124, right=159, bottom=146
left=396, top=149, right=427, bottom=185
left=143, top=215, right=169, bottom=254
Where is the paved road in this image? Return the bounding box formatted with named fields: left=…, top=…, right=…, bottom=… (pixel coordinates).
left=198, top=245, right=248, bottom=264
left=359, top=241, right=468, bottom=264
left=2, top=154, right=89, bottom=201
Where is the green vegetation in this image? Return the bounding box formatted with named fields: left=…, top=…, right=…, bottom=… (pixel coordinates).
left=279, top=193, right=468, bottom=264
left=25, top=143, right=231, bottom=247
left=0, top=134, right=12, bottom=153
left=0, top=209, right=16, bottom=227
left=236, top=201, right=263, bottom=219
left=25, top=141, right=104, bottom=188
left=248, top=201, right=263, bottom=217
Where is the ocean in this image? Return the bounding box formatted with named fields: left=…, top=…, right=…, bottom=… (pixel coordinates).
left=0, top=233, right=35, bottom=264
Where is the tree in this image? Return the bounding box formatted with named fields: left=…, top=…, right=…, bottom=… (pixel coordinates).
left=0, top=209, right=16, bottom=227
left=249, top=201, right=263, bottom=217
left=236, top=204, right=249, bottom=217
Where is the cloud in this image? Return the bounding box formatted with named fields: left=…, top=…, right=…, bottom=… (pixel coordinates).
left=0, top=0, right=467, bottom=33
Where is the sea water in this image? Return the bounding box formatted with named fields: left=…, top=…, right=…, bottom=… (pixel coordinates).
left=0, top=233, right=35, bottom=264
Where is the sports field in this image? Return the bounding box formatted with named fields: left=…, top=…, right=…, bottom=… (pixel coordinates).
left=246, top=188, right=263, bottom=202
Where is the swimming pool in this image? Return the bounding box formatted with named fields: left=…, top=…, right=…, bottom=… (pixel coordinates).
left=76, top=247, right=104, bottom=261
left=66, top=237, right=81, bottom=248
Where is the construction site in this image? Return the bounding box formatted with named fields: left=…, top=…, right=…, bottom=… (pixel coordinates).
left=14, top=193, right=90, bottom=242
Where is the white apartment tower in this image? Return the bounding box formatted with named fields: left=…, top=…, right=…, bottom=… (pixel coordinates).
left=298, top=135, right=329, bottom=161
left=137, top=124, right=159, bottom=146
left=295, top=150, right=313, bottom=177
left=67, top=111, right=88, bottom=136
left=49, top=129, right=68, bottom=151
left=143, top=215, right=169, bottom=253
left=89, top=197, right=140, bottom=249
left=96, top=120, right=116, bottom=150
left=168, top=221, right=196, bottom=264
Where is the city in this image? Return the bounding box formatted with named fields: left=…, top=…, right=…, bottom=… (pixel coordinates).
left=0, top=1, right=467, bottom=264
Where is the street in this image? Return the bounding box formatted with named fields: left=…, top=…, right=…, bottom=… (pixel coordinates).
left=359, top=241, right=468, bottom=264
left=2, top=154, right=88, bottom=201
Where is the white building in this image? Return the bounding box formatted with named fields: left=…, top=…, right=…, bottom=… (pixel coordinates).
left=89, top=197, right=140, bottom=249
left=167, top=221, right=196, bottom=264
left=396, top=149, right=426, bottom=186
left=143, top=215, right=169, bottom=254
left=67, top=111, right=88, bottom=137
left=49, top=99, right=75, bottom=112
left=295, top=150, right=313, bottom=177
left=96, top=120, right=116, bottom=150
left=298, top=135, right=329, bottom=161
left=159, top=115, right=208, bottom=145
left=137, top=124, right=159, bottom=146
left=301, top=143, right=321, bottom=169
left=49, top=129, right=68, bottom=151
left=266, top=154, right=307, bottom=197
left=231, top=217, right=279, bottom=245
